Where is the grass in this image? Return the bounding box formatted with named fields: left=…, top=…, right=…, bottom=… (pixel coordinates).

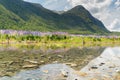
left=0, top=34, right=120, bottom=48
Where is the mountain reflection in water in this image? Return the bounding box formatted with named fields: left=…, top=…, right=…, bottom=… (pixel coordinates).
left=1, top=47, right=120, bottom=80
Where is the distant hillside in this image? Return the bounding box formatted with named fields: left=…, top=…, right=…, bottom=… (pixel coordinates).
left=0, top=0, right=109, bottom=34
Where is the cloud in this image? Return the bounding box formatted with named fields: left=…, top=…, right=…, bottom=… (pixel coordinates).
left=115, top=0, right=120, bottom=6
left=42, top=0, right=72, bottom=11
left=109, top=19, right=120, bottom=31
left=115, top=0, right=120, bottom=10
left=24, top=0, right=44, bottom=4
left=24, top=0, right=120, bottom=32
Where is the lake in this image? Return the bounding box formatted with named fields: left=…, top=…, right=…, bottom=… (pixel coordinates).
left=0, top=45, right=120, bottom=80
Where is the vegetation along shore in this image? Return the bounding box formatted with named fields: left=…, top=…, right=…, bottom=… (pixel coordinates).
left=0, top=30, right=120, bottom=48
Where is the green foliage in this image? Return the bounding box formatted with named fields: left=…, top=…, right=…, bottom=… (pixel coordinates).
left=49, top=35, right=68, bottom=41
left=0, top=34, right=69, bottom=43
left=0, top=0, right=109, bottom=34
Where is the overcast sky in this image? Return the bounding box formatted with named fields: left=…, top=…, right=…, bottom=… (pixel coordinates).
left=24, top=0, right=120, bottom=32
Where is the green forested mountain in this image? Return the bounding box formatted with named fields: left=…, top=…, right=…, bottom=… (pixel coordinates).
left=0, top=0, right=109, bottom=34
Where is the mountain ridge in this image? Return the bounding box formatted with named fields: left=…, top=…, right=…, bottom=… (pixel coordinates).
left=0, top=0, right=109, bottom=34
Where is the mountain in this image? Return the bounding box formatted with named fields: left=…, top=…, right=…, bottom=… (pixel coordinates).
left=0, top=0, right=109, bottom=34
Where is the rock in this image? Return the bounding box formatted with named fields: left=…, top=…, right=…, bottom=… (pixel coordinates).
left=57, top=55, right=63, bottom=58
left=65, top=63, right=72, bottom=65
left=8, top=61, right=14, bottom=65
left=48, top=56, right=51, bottom=59
left=53, top=61, right=58, bottom=64
left=99, top=63, right=105, bottom=66
left=22, top=65, right=38, bottom=68
left=115, top=69, right=120, bottom=72
left=65, top=63, right=77, bottom=67
left=24, top=60, right=38, bottom=64
left=91, top=66, right=98, bottom=69
left=1, top=61, right=13, bottom=64
left=109, top=65, right=116, bottom=68
left=71, top=63, right=77, bottom=67
left=73, top=71, right=87, bottom=77
left=61, top=69, right=69, bottom=77
left=26, top=78, right=36, bottom=80
left=40, top=61, right=45, bottom=63
left=90, top=78, right=98, bottom=80
left=42, top=70, right=49, bottom=74
left=22, top=50, right=26, bottom=53
left=41, top=55, right=45, bottom=57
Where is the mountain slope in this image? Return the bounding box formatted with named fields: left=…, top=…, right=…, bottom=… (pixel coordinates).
left=62, top=5, right=108, bottom=33
left=0, top=0, right=60, bottom=31
left=0, top=0, right=109, bottom=34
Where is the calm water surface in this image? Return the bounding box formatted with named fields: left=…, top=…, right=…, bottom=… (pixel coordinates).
left=0, top=45, right=120, bottom=80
